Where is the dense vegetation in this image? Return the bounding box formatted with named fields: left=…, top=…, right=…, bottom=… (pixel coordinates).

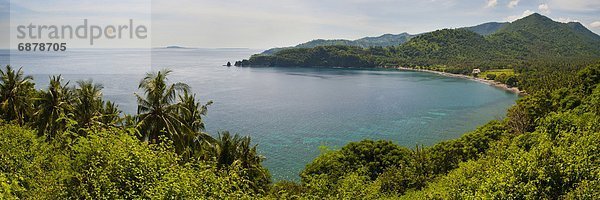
left=240, top=14, right=600, bottom=73
left=0, top=67, right=269, bottom=198
left=260, top=20, right=515, bottom=56
left=461, top=22, right=508, bottom=36
left=261, top=33, right=414, bottom=55
left=2, top=13, right=600, bottom=199
left=2, top=61, right=600, bottom=198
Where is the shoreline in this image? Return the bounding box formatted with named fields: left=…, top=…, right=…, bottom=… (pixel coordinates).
left=392, top=67, right=525, bottom=95
left=237, top=64, right=525, bottom=95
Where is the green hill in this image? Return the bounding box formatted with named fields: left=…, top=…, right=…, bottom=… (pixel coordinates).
left=394, top=28, right=491, bottom=66
left=462, top=22, right=508, bottom=36
left=261, top=33, right=414, bottom=55
left=260, top=20, right=515, bottom=56
left=566, top=22, right=600, bottom=41
left=396, top=13, right=600, bottom=66
left=488, top=13, right=600, bottom=58
left=241, top=13, right=600, bottom=69
left=353, top=33, right=414, bottom=47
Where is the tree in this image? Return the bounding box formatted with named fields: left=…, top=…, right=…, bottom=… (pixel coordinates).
left=135, top=69, right=189, bottom=142
left=496, top=73, right=508, bottom=83
left=589, top=86, right=600, bottom=115
left=176, top=90, right=214, bottom=159
left=505, top=75, right=518, bottom=87
left=302, top=140, right=413, bottom=183
left=578, top=64, right=600, bottom=94
left=207, top=131, right=271, bottom=192
left=73, top=80, right=104, bottom=130
left=178, top=90, right=212, bottom=133
left=35, top=75, right=73, bottom=140
left=99, top=101, right=121, bottom=127
left=507, top=104, right=531, bottom=134
left=0, top=65, right=35, bottom=125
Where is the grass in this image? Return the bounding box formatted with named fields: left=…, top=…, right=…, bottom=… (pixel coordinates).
left=479, top=69, right=515, bottom=80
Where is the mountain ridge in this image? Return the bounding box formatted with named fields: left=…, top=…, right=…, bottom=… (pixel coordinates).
left=239, top=13, right=600, bottom=69
left=261, top=32, right=414, bottom=55
left=462, top=22, right=508, bottom=36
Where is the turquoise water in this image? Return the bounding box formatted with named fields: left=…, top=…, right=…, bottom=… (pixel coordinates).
left=1, top=49, right=518, bottom=180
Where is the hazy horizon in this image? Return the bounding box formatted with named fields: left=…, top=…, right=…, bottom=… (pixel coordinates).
left=1, top=0, right=599, bottom=49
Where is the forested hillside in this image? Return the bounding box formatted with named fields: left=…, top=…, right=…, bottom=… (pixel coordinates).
left=462, top=22, right=508, bottom=36
left=261, top=33, right=414, bottom=55
left=261, top=20, right=516, bottom=56
left=239, top=14, right=600, bottom=71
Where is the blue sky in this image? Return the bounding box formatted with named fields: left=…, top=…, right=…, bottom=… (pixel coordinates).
left=1, top=0, right=599, bottom=48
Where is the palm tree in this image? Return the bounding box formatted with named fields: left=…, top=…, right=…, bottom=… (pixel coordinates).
left=135, top=69, right=189, bottom=142
left=99, top=101, right=122, bottom=127
left=209, top=131, right=241, bottom=168
left=73, top=80, right=104, bottom=129
left=206, top=131, right=265, bottom=170
left=178, top=90, right=213, bottom=132
left=0, top=65, right=35, bottom=125
left=176, top=90, right=214, bottom=159
left=35, top=75, right=73, bottom=140
left=207, top=131, right=271, bottom=192
left=174, top=90, right=214, bottom=160
left=121, top=114, right=138, bottom=129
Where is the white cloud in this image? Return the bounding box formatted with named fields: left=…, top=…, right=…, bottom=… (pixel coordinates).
left=485, top=0, right=497, bottom=8
left=590, top=21, right=600, bottom=29
left=508, top=0, right=520, bottom=8
left=505, top=10, right=534, bottom=22
left=538, top=3, right=551, bottom=14
left=557, top=17, right=580, bottom=23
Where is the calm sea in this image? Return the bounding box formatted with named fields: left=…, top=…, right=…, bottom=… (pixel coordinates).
left=0, top=48, right=518, bottom=180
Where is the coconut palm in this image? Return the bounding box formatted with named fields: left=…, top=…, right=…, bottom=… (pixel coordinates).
left=178, top=90, right=213, bottom=132
left=121, top=114, right=138, bottom=129
left=0, top=65, right=35, bottom=125
left=207, top=131, right=271, bottom=192
left=73, top=80, right=104, bottom=129
left=99, top=101, right=122, bottom=127
left=135, top=69, right=189, bottom=142
left=35, top=75, right=73, bottom=140
left=209, top=131, right=242, bottom=168
left=206, top=131, right=266, bottom=170
left=176, top=90, right=214, bottom=159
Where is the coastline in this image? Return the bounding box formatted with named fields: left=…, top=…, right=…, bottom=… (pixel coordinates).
left=393, top=67, right=525, bottom=95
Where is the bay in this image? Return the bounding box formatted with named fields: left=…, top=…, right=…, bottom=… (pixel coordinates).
left=0, top=48, right=518, bottom=180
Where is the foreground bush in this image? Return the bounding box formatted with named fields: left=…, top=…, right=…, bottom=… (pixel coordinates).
left=0, top=124, right=259, bottom=199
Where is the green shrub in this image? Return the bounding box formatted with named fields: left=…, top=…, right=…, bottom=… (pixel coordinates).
left=0, top=124, right=69, bottom=199
left=301, top=140, right=413, bottom=183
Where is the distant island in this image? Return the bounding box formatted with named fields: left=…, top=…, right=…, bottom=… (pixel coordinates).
left=156, top=46, right=196, bottom=49
left=166, top=46, right=186, bottom=49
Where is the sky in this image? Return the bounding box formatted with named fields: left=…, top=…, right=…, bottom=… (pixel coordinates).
left=1, top=0, right=599, bottom=49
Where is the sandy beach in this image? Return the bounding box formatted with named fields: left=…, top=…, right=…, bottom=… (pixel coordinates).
left=393, top=67, right=525, bottom=95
